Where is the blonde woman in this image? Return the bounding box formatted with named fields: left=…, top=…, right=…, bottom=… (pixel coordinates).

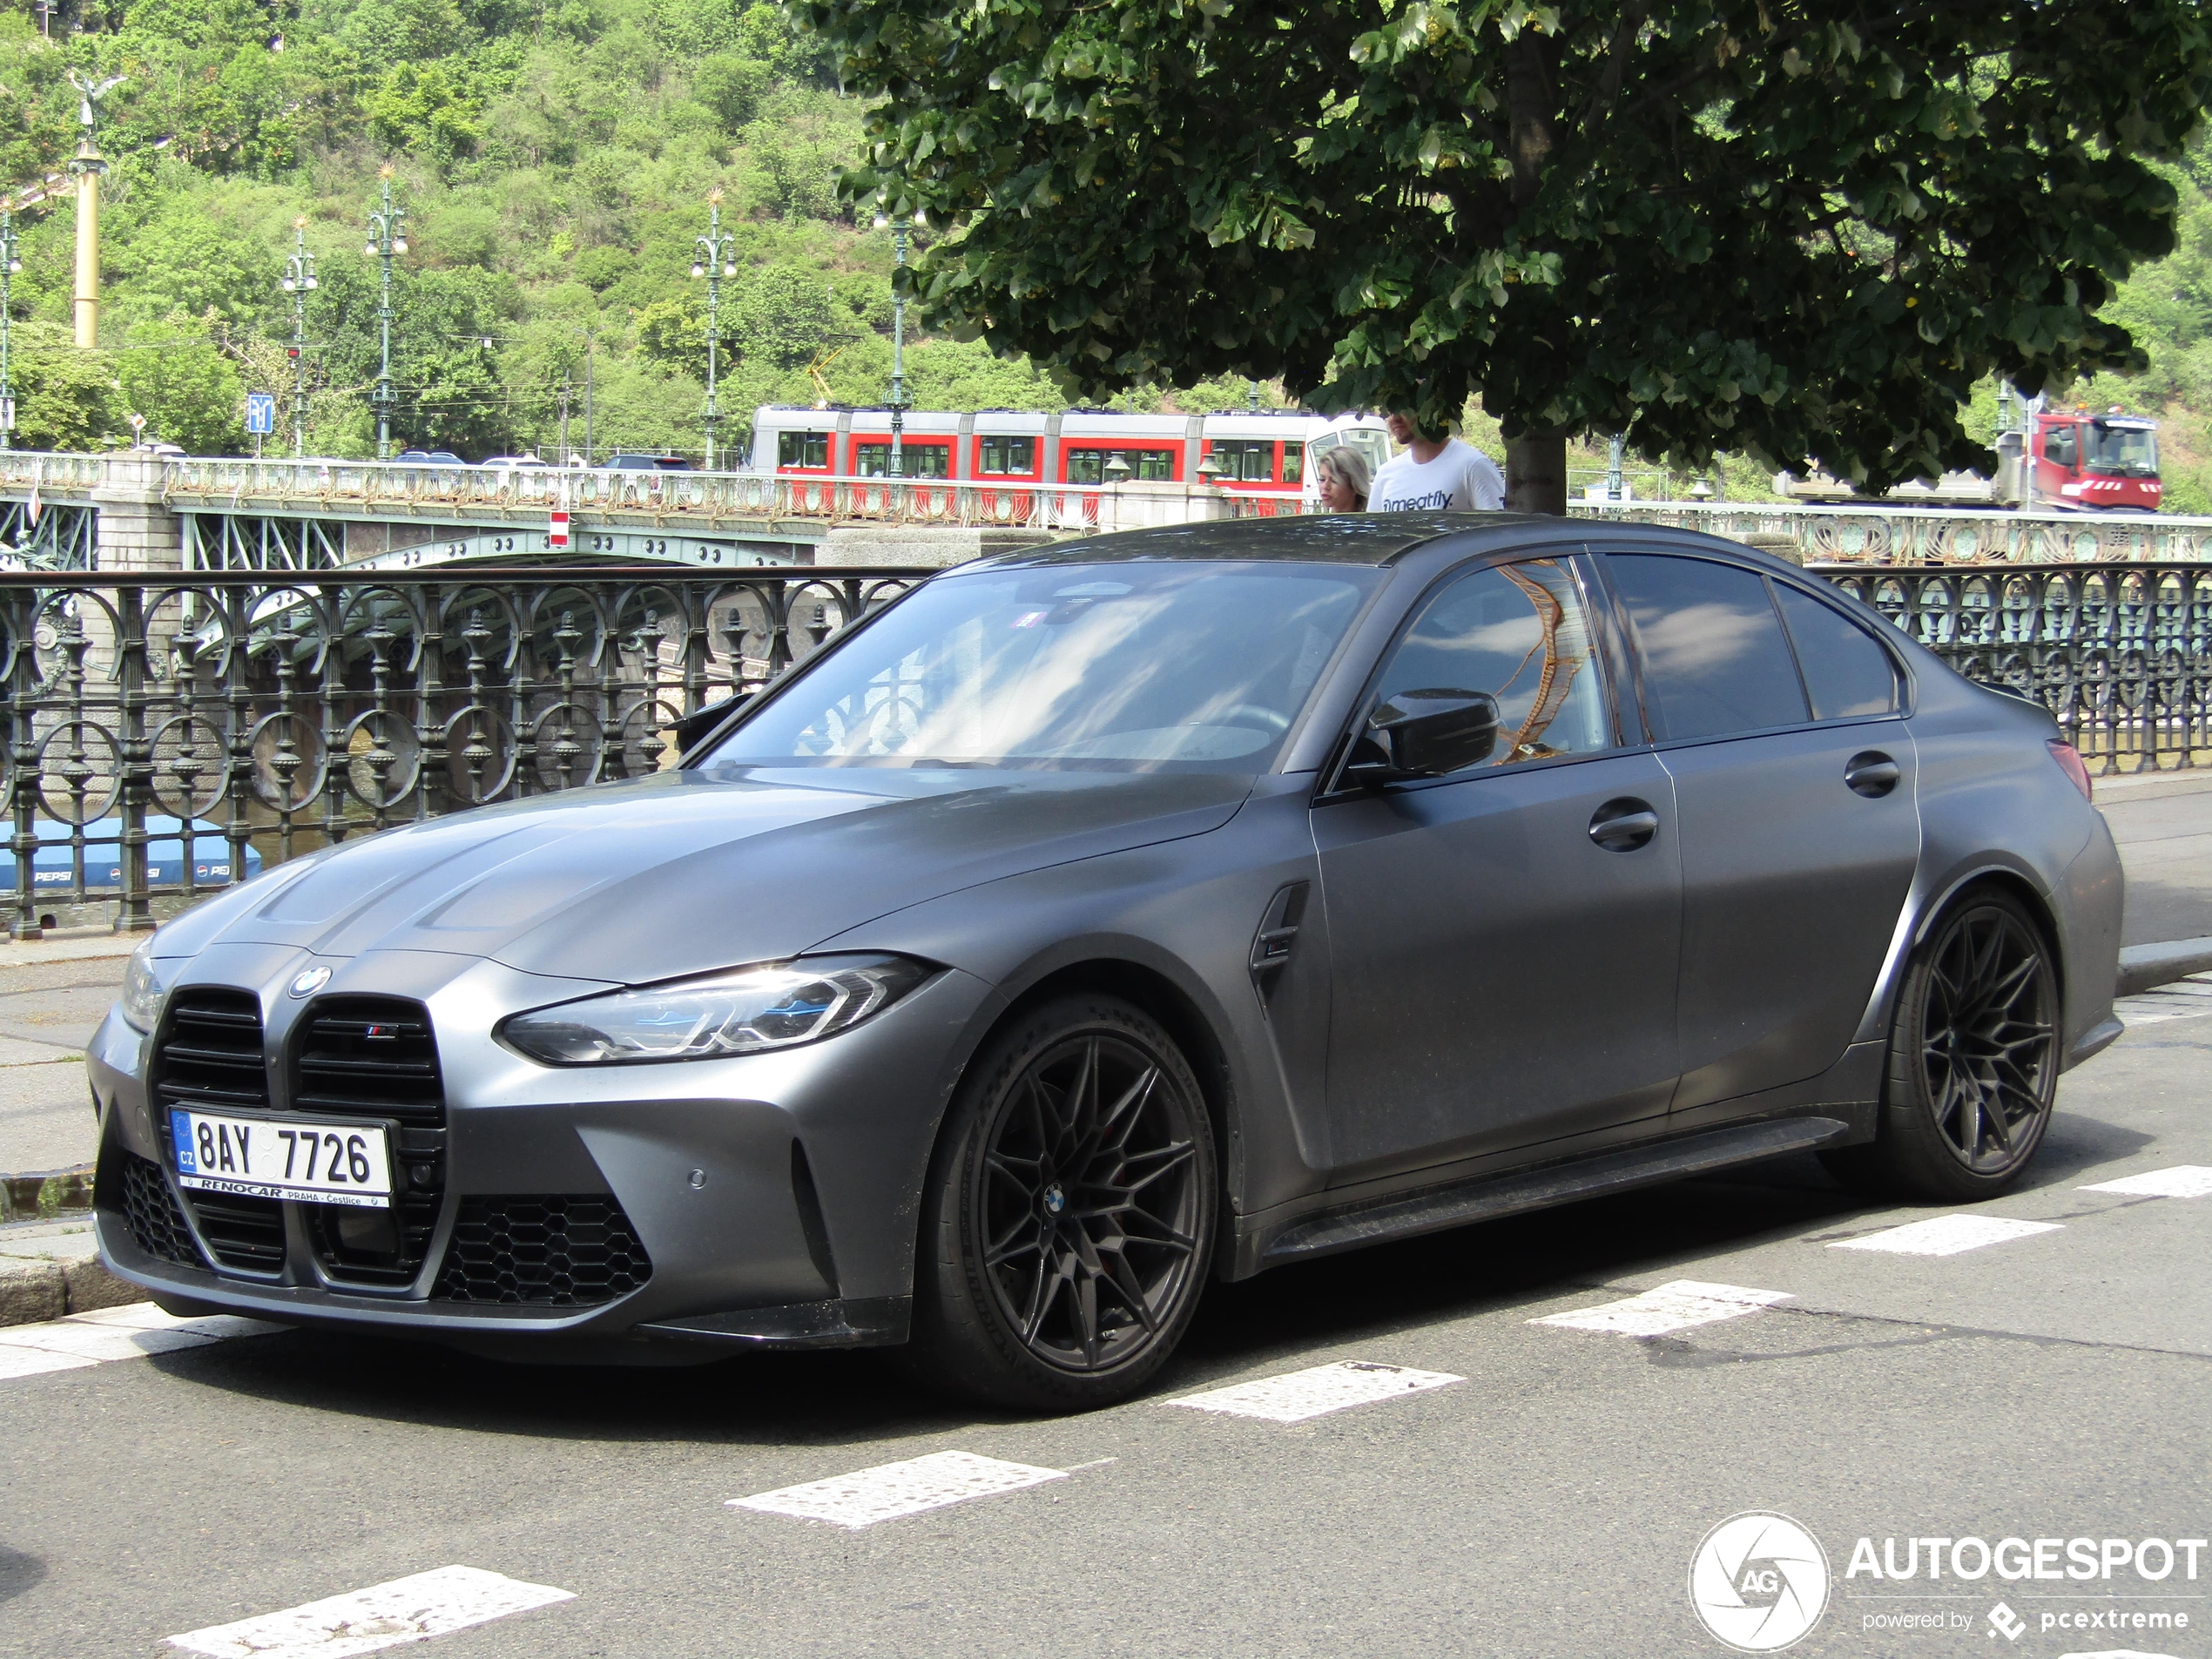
left=1315, top=445, right=1372, bottom=512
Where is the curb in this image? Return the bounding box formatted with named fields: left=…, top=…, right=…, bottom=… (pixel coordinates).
left=0, top=1166, right=93, bottom=1223
left=0, top=1253, right=140, bottom=1325
left=2117, top=937, right=2212, bottom=999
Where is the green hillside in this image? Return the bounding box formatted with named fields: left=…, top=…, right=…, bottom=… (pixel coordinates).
left=0, top=0, right=2206, bottom=491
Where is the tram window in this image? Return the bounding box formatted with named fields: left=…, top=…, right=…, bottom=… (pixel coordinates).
left=1065, top=448, right=1176, bottom=484
left=1209, top=439, right=1276, bottom=482
left=854, top=442, right=950, bottom=478
left=979, top=436, right=1036, bottom=475
left=778, top=431, right=831, bottom=469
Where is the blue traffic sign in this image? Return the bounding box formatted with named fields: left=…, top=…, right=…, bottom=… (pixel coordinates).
left=245, top=392, right=277, bottom=435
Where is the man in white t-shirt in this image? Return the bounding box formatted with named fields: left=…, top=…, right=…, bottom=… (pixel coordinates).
left=1366, top=411, right=1507, bottom=513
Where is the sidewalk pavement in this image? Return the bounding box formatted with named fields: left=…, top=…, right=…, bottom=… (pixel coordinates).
left=0, top=929, right=132, bottom=1198
left=2097, top=765, right=2212, bottom=946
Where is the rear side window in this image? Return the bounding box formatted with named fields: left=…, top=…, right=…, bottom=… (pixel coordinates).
left=1774, top=583, right=1899, bottom=720
left=1608, top=554, right=1810, bottom=741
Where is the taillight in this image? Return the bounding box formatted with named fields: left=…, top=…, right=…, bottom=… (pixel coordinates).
left=2047, top=739, right=2093, bottom=802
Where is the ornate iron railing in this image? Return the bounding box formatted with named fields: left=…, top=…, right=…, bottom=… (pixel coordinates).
left=2, top=566, right=927, bottom=936
left=3, top=560, right=2204, bottom=935
left=1817, top=562, right=2212, bottom=775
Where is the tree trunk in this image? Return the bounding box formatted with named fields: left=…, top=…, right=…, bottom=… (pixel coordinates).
left=1507, top=432, right=1568, bottom=516
left=1505, top=38, right=1566, bottom=516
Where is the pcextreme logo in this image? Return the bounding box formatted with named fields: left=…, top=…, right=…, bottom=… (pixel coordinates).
left=1689, top=1512, right=1831, bottom=1652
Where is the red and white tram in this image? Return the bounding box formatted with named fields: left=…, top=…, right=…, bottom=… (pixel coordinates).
left=749, top=405, right=1393, bottom=513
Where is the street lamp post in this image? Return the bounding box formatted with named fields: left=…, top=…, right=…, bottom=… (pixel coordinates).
left=363, top=167, right=408, bottom=460
left=279, top=216, right=317, bottom=459
left=873, top=208, right=924, bottom=476
left=0, top=203, right=19, bottom=449
left=691, top=189, right=738, bottom=472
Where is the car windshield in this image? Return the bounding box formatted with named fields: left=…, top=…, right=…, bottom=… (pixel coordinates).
left=703, top=562, right=1380, bottom=773
left=2087, top=422, right=2158, bottom=475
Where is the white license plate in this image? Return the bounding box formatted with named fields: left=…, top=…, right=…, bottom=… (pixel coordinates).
left=170, top=1109, right=395, bottom=1210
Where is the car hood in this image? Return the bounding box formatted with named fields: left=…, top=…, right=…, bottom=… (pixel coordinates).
left=152, top=768, right=1252, bottom=984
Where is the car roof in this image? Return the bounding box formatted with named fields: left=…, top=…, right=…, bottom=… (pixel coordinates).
left=974, top=512, right=1575, bottom=569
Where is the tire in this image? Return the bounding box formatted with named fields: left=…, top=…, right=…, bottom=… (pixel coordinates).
left=1821, top=889, right=2061, bottom=1203
left=906, top=993, right=1217, bottom=1412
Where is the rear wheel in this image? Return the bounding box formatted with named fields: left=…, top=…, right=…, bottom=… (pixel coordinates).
left=1822, top=891, right=2060, bottom=1203
left=907, top=995, right=1216, bottom=1412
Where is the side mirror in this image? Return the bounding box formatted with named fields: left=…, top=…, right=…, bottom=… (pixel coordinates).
left=671, top=691, right=759, bottom=757
left=1344, top=689, right=1501, bottom=786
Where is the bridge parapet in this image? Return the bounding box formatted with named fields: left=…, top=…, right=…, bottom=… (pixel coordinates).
left=3, top=450, right=2212, bottom=570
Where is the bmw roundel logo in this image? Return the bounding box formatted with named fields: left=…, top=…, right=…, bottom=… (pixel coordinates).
left=288, top=965, right=334, bottom=998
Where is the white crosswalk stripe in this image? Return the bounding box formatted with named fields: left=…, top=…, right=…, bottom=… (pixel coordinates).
left=0, top=1304, right=279, bottom=1381
left=1167, top=1359, right=1465, bottom=1422
left=2079, top=1163, right=2212, bottom=1199
left=165, top=1565, right=575, bottom=1658
left=1829, top=1214, right=2061, bottom=1256
left=730, top=1450, right=1069, bottom=1528
left=2112, top=971, right=2212, bottom=1027
left=1529, top=1280, right=1793, bottom=1339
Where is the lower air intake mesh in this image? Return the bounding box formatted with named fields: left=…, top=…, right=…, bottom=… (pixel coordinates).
left=116, top=1150, right=204, bottom=1269
left=431, top=1195, right=651, bottom=1307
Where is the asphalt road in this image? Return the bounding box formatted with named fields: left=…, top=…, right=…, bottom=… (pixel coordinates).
left=2, top=988, right=2207, bottom=1659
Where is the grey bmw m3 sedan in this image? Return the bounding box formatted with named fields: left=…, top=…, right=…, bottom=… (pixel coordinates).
left=90, top=515, right=2124, bottom=1410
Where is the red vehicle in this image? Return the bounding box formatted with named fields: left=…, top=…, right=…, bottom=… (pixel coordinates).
left=1781, top=407, right=2163, bottom=511
left=2018, top=408, right=2161, bottom=510
left=749, top=405, right=1393, bottom=521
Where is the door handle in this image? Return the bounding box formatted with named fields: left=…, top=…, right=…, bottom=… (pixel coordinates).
left=1844, top=751, right=1901, bottom=799
left=1588, top=798, right=1660, bottom=853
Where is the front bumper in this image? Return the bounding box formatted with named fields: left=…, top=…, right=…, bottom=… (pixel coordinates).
left=90, top=941, right=996, bottom=1359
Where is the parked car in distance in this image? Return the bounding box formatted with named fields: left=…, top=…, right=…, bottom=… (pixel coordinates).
left=394, top=449, right=465, bottom=464
left=480, top=455, right=546, bottom=470
left=604, top=453, right=693, bottom=471
left=89, top=515, right=2122, bottom=1413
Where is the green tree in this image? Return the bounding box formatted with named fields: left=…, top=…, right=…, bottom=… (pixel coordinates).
left=10, top=332, right=121, bottom=451
left=118, top=314, right=246, bottom=453
left=809, top=0, right=2212, bottom=509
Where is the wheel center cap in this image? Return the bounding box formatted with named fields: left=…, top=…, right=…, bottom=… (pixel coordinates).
left=1042, top=1184, right=1067, bottom=1216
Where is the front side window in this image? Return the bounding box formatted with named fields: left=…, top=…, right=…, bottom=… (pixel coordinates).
left=853, top=442, right=950, bottom=479
left=2044, top=424, right=2079, bottom=469
left=1608, top=555, right=1810, bottom=741
left=706, top=563, right=1379, bottom=773
left=1366, top=558, right=1613, bottom=771
left=777, top=431, right=830, bottom=469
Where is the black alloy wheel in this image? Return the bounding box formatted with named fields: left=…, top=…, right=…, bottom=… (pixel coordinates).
left=1823, top=890, right=2060, bottom=1203
left=908, top=995, right=1217, bottom=1411
left=1917, top=903, right=2058, bottom=1173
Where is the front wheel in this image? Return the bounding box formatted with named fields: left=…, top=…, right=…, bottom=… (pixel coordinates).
left=907, top=995, right=1217, bottom=1412
left=1823, top=891, right=2060, bottom=1203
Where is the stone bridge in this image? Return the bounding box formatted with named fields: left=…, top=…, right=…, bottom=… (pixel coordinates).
left=5, top=450, right=2212, bottom=575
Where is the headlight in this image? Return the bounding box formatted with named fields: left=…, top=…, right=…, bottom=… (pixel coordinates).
left=497, top=954, right=934, bottom=1067
left=119, top=935, right=171, bottom=1034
